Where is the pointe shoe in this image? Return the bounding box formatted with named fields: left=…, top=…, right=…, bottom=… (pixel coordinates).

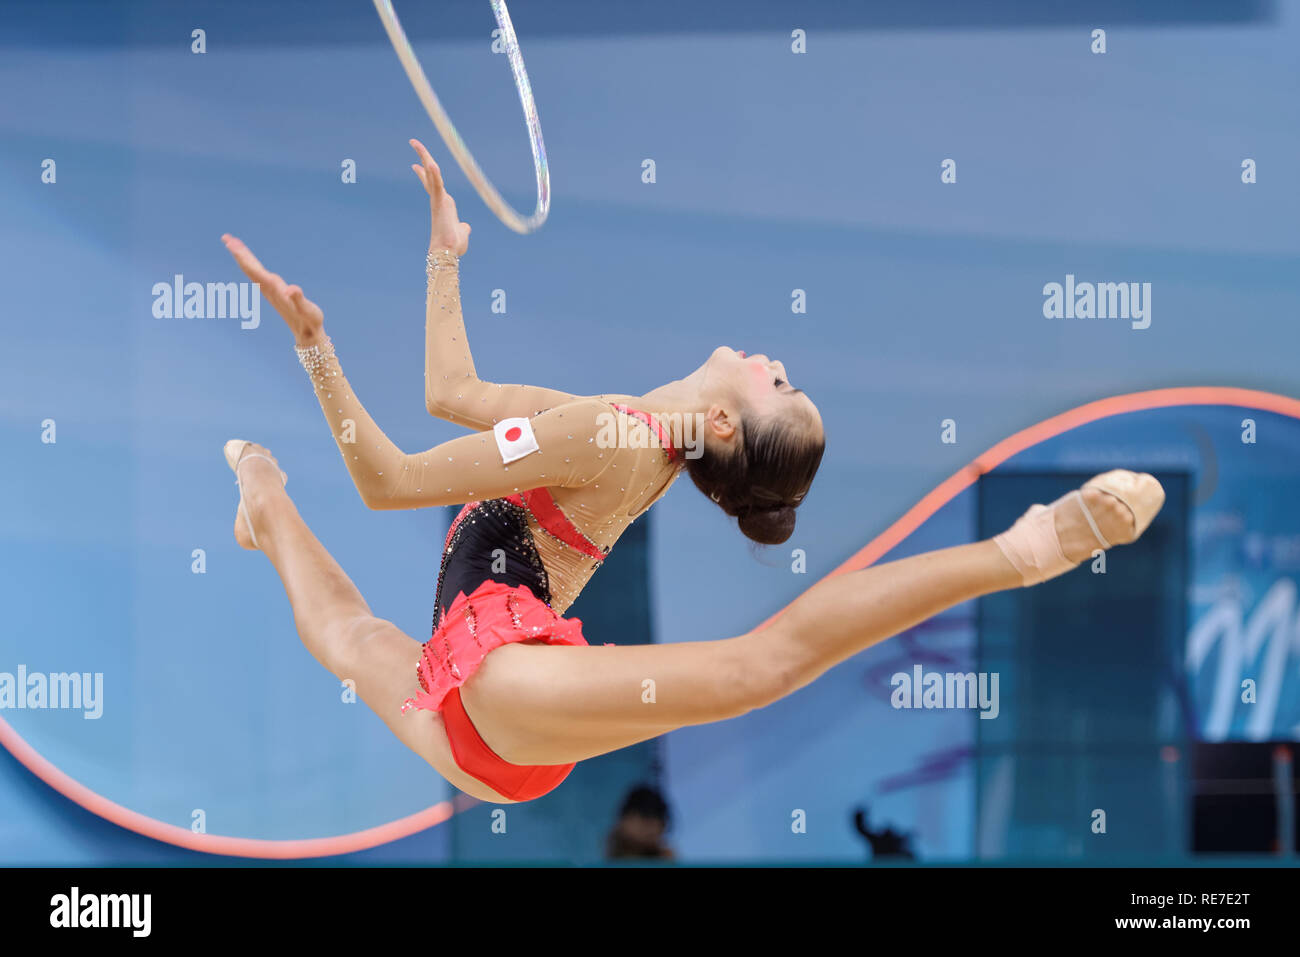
left=224, top=440, right=287, bottom=550
left=993, top=469, right=1165, bottom=587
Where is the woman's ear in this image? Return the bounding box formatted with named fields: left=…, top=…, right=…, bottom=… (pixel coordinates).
left=706, top=404, right=737, bottom=442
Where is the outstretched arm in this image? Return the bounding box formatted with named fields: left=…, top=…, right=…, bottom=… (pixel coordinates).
left=223, top=233, right=612, bottom=510
left=412, top=139, right=581, bottom=431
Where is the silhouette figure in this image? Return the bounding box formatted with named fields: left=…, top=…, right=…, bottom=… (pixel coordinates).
left=606, top=785, right=675, bottom=860
left=853, top=806, right=916, bottom=860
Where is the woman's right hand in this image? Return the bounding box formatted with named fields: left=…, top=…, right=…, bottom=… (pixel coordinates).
left=410, top=138, right=471, bottom=256
left=222, top=234, right=326, bottom=346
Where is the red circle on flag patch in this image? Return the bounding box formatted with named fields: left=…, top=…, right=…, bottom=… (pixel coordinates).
left=505, top=427, right=522, bottom=442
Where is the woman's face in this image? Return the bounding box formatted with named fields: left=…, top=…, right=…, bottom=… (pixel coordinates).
left=700, top=345, right=822, bottom=432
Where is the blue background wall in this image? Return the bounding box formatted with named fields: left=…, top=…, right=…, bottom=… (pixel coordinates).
left=2, top=0, right=1298, bottom=862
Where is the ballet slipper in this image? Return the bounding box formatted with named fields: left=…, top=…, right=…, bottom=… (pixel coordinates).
left=224, top=440, right=287, bottom=550
left=993, top=469, right=1165, bottom=587
left=1081, top=469, right=1164, bottom=542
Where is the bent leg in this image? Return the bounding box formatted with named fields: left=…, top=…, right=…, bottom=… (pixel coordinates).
left=233, top=446, right=514, bottom=802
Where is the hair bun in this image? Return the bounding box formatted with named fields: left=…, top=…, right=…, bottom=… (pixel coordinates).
left=737, top=504, right=796, bottom=545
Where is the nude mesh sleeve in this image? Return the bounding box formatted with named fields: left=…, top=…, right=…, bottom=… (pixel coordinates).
left=424, top=248, right=582, bottom=430
left=295, top=339, right=618, bottom=511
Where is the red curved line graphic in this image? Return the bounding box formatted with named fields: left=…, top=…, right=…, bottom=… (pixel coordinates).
left=2, top=386, right=1298, bottom=858
left=0, top=714, right=460, bottom=858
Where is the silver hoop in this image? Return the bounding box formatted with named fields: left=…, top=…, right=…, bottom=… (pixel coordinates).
left=372, top=0, right=551, bottom=234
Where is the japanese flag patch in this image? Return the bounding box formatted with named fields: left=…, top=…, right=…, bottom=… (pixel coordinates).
left=494, top=416, right=540, bottom=464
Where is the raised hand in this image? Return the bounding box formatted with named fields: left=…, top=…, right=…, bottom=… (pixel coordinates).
left=410, top=138, right=471, bottom=256
left=221, top=234, right=325, bottom=346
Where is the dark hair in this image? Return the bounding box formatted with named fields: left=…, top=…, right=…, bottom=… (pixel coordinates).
left=619, top=785, right=671, bottom=825
left=686, top=410, right=824, bottom=545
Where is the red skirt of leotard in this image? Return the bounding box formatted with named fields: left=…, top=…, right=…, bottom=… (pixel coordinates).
left=401, top=579, right=588, bottom=801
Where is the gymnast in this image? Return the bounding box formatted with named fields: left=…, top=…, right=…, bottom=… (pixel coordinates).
left=219, top=139, right=1165, bottom=804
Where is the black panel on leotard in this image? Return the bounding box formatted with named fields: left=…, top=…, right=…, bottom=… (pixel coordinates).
left=433, top=498, right=551, bottom=633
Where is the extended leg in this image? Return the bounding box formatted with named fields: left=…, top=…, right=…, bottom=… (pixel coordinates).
left=464, top=476, right=1163, bottom=767
left=464, top=539, right=1019, bottom=765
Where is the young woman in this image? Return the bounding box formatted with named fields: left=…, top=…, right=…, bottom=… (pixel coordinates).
left=220, top=140, right=1164, bottom=804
